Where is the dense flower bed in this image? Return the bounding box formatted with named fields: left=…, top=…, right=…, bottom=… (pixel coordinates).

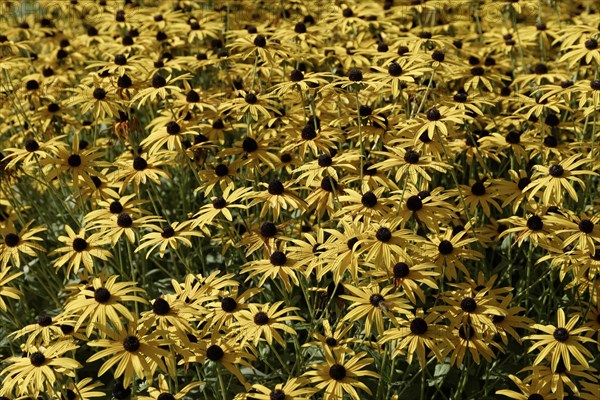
left=0, top=1, right=599, bottom=399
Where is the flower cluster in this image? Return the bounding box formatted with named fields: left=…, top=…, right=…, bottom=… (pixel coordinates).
left=0, top=0, right=599, bottom=399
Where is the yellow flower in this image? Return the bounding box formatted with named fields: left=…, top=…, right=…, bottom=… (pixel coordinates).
left=1, top=340, right=81, bottom=398
left=135, top=220, right=204, bottom=258
left=248, top=377, right=317, bottom=400
left=87, top=322, right=171, bottom=388
left=340, top=283, right=411, bottom=337
left=525, top=308, right=595, bottom=371
left=191, top=186, right=251, bottom=229
left=50, top=225, right=111, bottom=276
left=235, top=301, right=304, bottom=347
left=64, top=274, right=147, bottom=336
left=137, top=373, right=202, bottom=400
left=0, top=267, right=22, bottom=311
left=0, top=222, right=46, bottom=269
left=380, top=309, right=449, bottom=367
left=59, top=377, right=105, bottom=400
left=525, top=154, right=597, bottom=204
left=304, top=347, right=379, bottom=400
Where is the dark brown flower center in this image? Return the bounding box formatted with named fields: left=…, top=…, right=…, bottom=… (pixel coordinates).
left=361, top=191, right=377, bottom=208
left=117, top=212, right=133, bottom=228
left=410, top=317, right=428, bottom=335
left=393, top=262, right=410, bottom=278
left=376, top=227, right=392, bottom=242
left=578, top=219, right=594, bottom=234
left=122, top=335, right=140, bottom=352
left=438, top=240, right=454, bottom=255
left=270, top=250, right=287, bottom=266
left=527, top=215, right=544, bottom=231
left=152, top=298, right=170, bottom=315
left=67, top=154, right=82, bottom=167
left=30, top=352, right=46, bottom=366
left=94, top=287, right=111, bottom=303
left=553, top=327, right=569, bottom=342
left=548, top=164, right=564, bottom=177
left=72, top=237, right=88, bottom=252
left=406, top=195, right=423, bottom=211
left=221, top=297, right=237, bottom=312
left=460, top=297, right=477, bottom=312
left=37, top=315, right=53, bottom=326
left=206, top=344, right=224, bottom=361
left=270, top=389, right=285, bottom=400
left=254, top=311, right=269, bottom=325
left=329, top=363, right=346, bottom=380
left=369, top=293, right=385, bottom=307
left=4, top=233, right=20, bottom=247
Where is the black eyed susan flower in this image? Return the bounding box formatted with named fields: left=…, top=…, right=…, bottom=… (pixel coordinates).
left=41, top=134, right=105, bottom=192
left=131, top=72, right=192, bottom=107
left=139, top=294, right=196, bottom=336
left=137, top=373, right=202, bottom=400
left=304, top=347, right=379, bottom=400
left=87, top=322, right=171, bottom=388
left=0, top=267, right=22, bottom=311
left=368, top=256, right=439, bottom=304
left=380, top=308, right=449, bottom=367
left=520, top=363, right=598, bottom=399
left=303, top=319, right=357, bottom=356
left=191, top=186, right=251, bottom=229
left=320, top=219, right=367, bottom=283
left=356, top=220, right=422, bottom=267
left=11, top=312, right=76, bottom=347
left=421, top=228, right=482, bottom=280
left=94, top=211, right=162, bottom=245
left=340, top=283, right=411, bottom=337
left=236, top=301, right=304, bottom=347
left=547, top=212, right=600, bottom=253
left=446, top=323, right=503, bottom=366
left=65, top=274, right=147, bottom=336
left=179, top=338, right=256, bottom=389
left=84, top=193, right=149, bottom=226
left=59, top=377, right=104, bottom=400
left=1, top=340, right=82, bottom=397
left=435, top=286, right=506, bottom=333
left=0, top=222, right=46, bottom=269
left=393, top=185, right=455, bottom=233
left=248, top=377, right=316, bottom=400
left=499, top=212, right=555, bottom=248
left=525, top=154, right=597, bottom=204
left=135, top=220, right=204, bottom=259
left=496, top=374, right=558, bottom=400
left=114, top=151, right=172, bottom=193
left=205, top=287, right=262, bottom=331
left=450, top=177, right=503, bottom=218
left=50, top=225, right=111, bottom=276
left=247, top=179, right=308, bottom=221
left=2, top=134, right=67, bottom=170
left=241, top=248, right=302, bottom=293
left=335, top=187, right=391, bottom=223
left=525, top=308, right=595, bottom=372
